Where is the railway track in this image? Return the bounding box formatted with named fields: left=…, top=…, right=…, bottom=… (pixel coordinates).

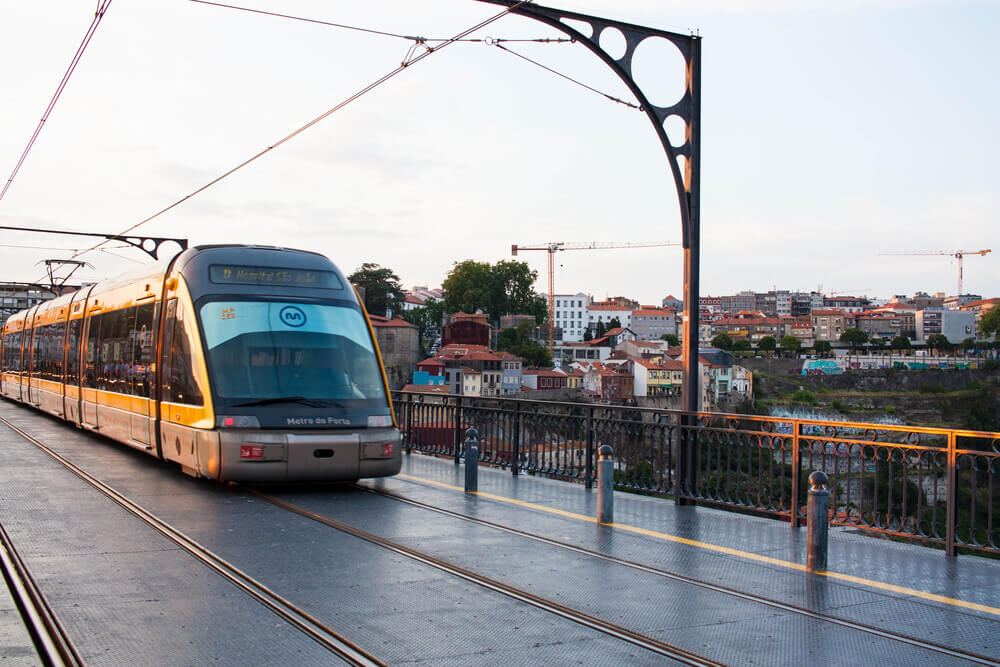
left=4, top=411, right=998, bottom=666
left=0, top=415, right=384, bottom=667
left=0, top=521, right=83, bottom=667
left=354, top=482, right=1000, bottom=666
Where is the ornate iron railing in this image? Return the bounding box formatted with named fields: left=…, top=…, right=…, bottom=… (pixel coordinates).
left=391, top=390, right=999, bottom=558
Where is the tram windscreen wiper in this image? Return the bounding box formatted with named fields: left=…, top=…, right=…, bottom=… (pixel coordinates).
left=233, top=396, right=335, bottom=408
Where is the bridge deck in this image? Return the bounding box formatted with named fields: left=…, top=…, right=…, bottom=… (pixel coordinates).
left=1, top=399, right=998, bottom=665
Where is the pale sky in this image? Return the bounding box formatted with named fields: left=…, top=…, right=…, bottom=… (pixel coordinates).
left=1, top=0, right=997, bottom=306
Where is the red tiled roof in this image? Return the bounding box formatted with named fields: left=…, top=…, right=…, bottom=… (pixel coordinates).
left=633, top=308, right=676, bottom=316
left=961, top=298, right=1000, bottom=309
left=369, top=315, right=415, bottom=328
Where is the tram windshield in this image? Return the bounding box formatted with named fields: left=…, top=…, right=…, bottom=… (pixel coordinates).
left=199, top=300, right=387, bottom=407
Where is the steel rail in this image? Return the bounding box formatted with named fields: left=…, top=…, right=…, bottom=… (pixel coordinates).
left=0, top=416, right=384, bottom=667
left=0, top=522, right=83, bottom=667
left=248, top=488, right=725, bottom=667
left=358, top=482, right=1000, bottom=666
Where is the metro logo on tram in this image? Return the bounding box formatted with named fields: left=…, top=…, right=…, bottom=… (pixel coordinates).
left=278, top=305, right=306, bottom=328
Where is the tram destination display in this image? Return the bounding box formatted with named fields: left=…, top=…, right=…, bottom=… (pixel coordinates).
left=209, top=264, right=342, bottom=289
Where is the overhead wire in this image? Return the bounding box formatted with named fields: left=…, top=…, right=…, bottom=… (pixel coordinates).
left=66, top=0, right=537, bottom=266
left=491, top=41, right=641, bottom=110
left=0, top=0, right=114, bottom=203
left=188, top=0, right=567, bottom=45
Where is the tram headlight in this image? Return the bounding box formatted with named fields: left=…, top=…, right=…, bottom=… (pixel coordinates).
left=367, top=415, right=393, bottom=427
left=216, top=415, right=261, bottom=428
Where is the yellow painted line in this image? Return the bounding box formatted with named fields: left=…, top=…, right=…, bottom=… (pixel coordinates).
left=397, top=472, right=1000, bottom=617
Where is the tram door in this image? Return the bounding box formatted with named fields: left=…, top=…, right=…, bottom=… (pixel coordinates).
left=25, top=306, right=39, bottom=407
left=129, top=301, right=157, bottom=447
left=81, top=309, right=100, bottom=430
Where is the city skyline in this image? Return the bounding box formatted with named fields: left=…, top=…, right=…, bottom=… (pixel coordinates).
left=1, top=1, right=996, bottom=304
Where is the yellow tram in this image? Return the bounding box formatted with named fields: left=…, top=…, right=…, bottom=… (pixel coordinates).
left=1, top=245, right=401, bottom=482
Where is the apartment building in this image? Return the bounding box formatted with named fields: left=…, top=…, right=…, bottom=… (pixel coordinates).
left=631, top=307, right=678, bottom=340
left=550, top=292, right=590, bottom=342
left=915, top=309, right=976, bottom=343
left=811, top=309, right=854, bottom=341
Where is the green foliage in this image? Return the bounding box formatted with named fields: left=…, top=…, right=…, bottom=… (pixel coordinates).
left=890, top=335, right=912, bottom=350
left=607, top=317, right=622, bottom=330
left=918, top=383, right=946, bottom=394
left=441, top=259, right=546, bottom=326
left=595, top=320, right=607, bottom=337
left=400, top=298, right=446, bottom=339
left=926, top=333, right=952, bottom=352
left=497, top=320, right=552, bottom=368
left=966, top=385, right=998, bottom=432
left=780, top=335, right=801, bottom=353
left=583, top=328, right=593, bottom=342
left=348, top=263, right=404, bottom=317
left=791, top=389, right=818, bottom=405
left=733, top=338, right=752, bottom=351
left=839, top=328, right=869, bottom=349
left=813, top=340, right=833, bottom=355
left=758, top=335, right=777, bottom=352
left=961, top=337, right=977, bottom=351
left=711, top=332, right=733, bottom=350
left=979, top=304, right=1000, bottom=340
left=831, top=399, right=850, bottom=413
left=984, top=359, right=999, bottom=372
left=661, top=333, right=680, bottom=346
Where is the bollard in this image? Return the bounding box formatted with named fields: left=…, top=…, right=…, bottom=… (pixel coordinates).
left=597, top=445, right=614, bottom=524
left=464, top=428, right=479, bottom=493
left=806, top=470, right=830, bottom=572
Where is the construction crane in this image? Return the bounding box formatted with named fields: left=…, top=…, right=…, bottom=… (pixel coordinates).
left=511, top=241, right=680, bottom=351
left=827, top=289, right=870, bottom=297
left=878, top=249, right=991, bottom=295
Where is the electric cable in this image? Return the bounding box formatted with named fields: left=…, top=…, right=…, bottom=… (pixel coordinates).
left=491, top=41, right=641, bottom=110
left=189, top=0, right=566, bottom=45
left=0, top=1, right=114, bottom=203
left=66, top=0, right=536, bottom=265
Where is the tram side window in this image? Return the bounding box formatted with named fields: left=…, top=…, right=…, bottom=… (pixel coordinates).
left=65, top=319, right=82, bottom=383
left=11, top=332, right=24, bottom=373
left=1, top=332, right=20, bottom=373
left=163, top=300, right=203, bottom=406
left=33, top=324, right=65, bottom=382
left=97, top=308, right=136, bottom=394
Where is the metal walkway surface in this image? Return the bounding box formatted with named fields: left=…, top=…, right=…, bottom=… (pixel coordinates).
left=1, top=399, right=998, bottom=665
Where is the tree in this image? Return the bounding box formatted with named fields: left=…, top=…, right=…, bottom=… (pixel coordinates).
left=733, top=338, right=752, bottom=352
left=780, top=335, right=802, bottom=356
left=926, top=333, right=951, bottom=355
left=607, top=317, right=622, bottom=330
left=595, top=320, right=607, bottom=337
left=839, top=328, right=868, bottom=351
left=497, top=320, right=552, bottom=368
left=961, top=337, right=977, bottom=354
left=758, top=336, right=777, bottom=355
left=711, top=332, right=733, bottom=350
left=349, top=263, right=404, bottom=317
left=980, top=305, right=1000, bottom=341
left=441, top=260, right=546, bottom=326
left=890, top=335, right=911, bottom=350
left=583, top=328, right=593, bottom=342
left=661, top=333, right=680, bottom=346
left=813, top=340, right=833, bottom=356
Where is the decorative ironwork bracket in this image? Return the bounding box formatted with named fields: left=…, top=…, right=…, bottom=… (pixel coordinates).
left=476, top=1, right=702, bottom=403
left=0, top=225, right=188, bottom=261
